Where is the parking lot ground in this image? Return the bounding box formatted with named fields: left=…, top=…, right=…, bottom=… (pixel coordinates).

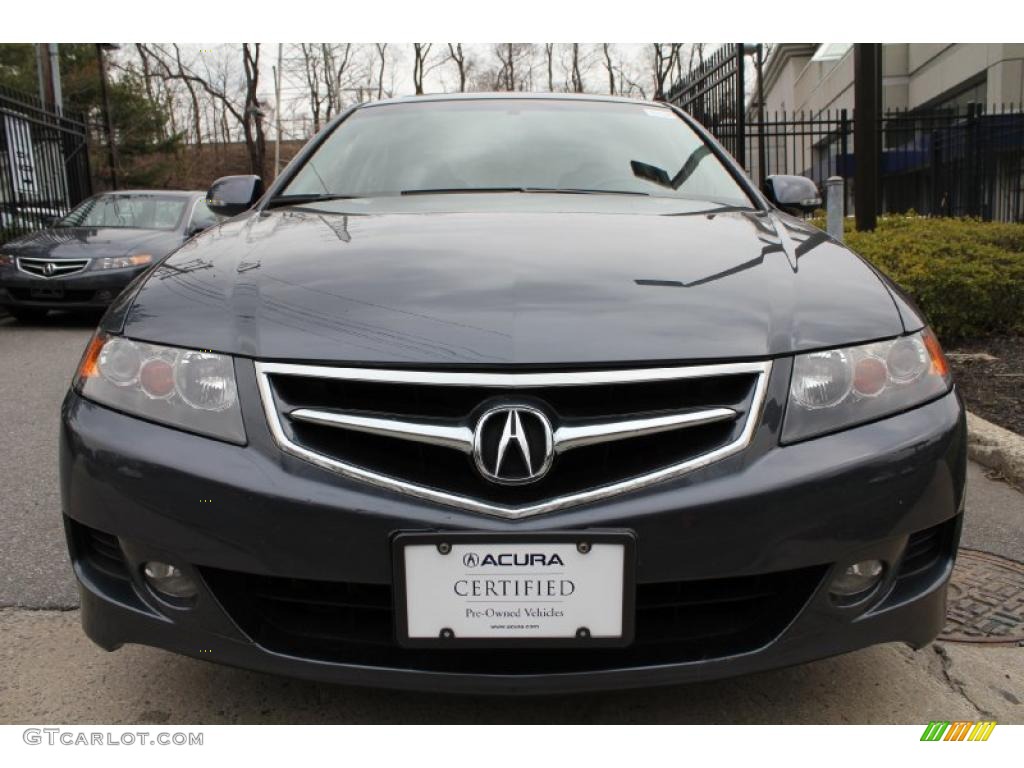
left=1, top=314, right=1022, bottom=723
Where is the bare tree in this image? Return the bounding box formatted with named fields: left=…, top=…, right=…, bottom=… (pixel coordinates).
left=299, top=44, right=326, bottom=132
left=412, top=43, right=436, bottom=95
left=131, top=43, right=184, bottom=142
left=447, top=43, right=470, bottom=92
left=652, top=43, right=683, bottom=101
left=240, top=44, right=267, bottom=177
left=322, top=43, right=354, bottom=117
left=375, top=43, right=389, bottom=100
left=138, top=43, right=268, bottom=176
left=616, top=55, right=649, bottom=100
left=492, top=43, right=534, bottom=91
left=567, top=44, right=585, bottom=93
left=494, top=43, right=515, bottom=91
left=544, top=44, right=556, bottom=91
left=687, top=43, right=706, bottom=75
left=601, top=44, right=616, bottom=95
left=173, top=44, right=203, bottom=147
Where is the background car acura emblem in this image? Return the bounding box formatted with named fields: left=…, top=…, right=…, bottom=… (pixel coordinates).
left=43, top=261, right=57, bottom=276
left=472, top=405, right=554, bottom=485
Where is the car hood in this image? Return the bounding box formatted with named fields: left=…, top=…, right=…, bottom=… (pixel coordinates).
left=4, top=227, right=178, bottom=260
left=115, top=200, right=910, bottom=365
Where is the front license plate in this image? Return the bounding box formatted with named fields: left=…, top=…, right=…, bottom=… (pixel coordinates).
left=394, top=531, right=635, bottom=647
left=30, top=286, right=64, bottom=299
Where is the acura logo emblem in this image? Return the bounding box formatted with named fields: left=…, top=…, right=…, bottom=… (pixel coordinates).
left=42, top=261, right=57, bottom=276
left=472, top=405, right=554, bottom=485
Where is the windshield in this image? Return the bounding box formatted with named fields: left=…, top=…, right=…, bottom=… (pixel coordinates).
left=59, top=194, right=188, bottom=230
left=280, top=99, right=753, bottom=206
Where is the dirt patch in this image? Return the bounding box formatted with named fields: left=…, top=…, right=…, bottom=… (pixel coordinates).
left=948, top=335, right=1024, bottom=436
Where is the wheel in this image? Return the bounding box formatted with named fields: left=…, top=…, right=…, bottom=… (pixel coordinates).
left=6, top=306, right=49, bottom=323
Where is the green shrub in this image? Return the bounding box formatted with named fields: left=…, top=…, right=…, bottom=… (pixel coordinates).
left=811, top=215, right=1024, bottom=340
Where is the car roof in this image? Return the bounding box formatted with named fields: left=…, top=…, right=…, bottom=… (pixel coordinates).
left=360, top=91, right=670, bottom=110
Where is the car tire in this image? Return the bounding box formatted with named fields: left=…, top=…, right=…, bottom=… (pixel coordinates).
left=7, top=307, right=49, bottom=323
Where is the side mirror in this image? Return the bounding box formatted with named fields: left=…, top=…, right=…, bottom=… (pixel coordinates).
left=763, top=175, right=822, bottom=215
left=206, top=175, right=263, bottom=217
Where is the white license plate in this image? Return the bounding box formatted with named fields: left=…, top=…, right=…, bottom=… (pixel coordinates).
left=395, top=534, right=634, bottom=646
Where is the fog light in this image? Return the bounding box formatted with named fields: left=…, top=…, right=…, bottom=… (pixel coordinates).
left=143, top=561, right=198, bottom=599
left=829, top=560, right=884, bottom=599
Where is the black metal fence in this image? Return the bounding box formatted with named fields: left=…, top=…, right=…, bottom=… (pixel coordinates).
left=1, top=85, right=92, bottom=244
left=718, top=104, right=1024, bottom=223
left=667, top=44, right=751, bottom=168
left=880, top=105, right=1024, bottom=222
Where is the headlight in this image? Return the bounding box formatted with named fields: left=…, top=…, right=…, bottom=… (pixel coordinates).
left=74, top=333, right=245, bottom=444
left=96, top=254, right=153, bottom=270
left=783, top=329, right=951, bottom=443
left=0, top=253, right=15, bottom=267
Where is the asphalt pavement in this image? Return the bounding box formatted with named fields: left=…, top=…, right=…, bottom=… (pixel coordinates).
left=1, top=313, right=1021, bottom=723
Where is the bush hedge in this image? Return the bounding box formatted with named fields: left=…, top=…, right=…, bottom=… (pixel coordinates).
left=812, top=215, right=1024, bottom=341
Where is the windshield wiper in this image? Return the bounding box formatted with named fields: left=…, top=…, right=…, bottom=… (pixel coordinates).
left=400, top=187, right=649, bottom=197
left=523, top=187, right=649, bottom=196
left=631, top=147, right=713, bottom=191
left=265, top=193, right=364, bottom=209
left=401, top=187, right=526, bottom=195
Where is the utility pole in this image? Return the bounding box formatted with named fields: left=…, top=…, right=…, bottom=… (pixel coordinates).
left=274, top=43, right=282, bottom=179
left=854, top=43, right=882, bottom=231
left=96, top=43, right=119, bottom=190
left=36, top=44, right=60, bottom=109
left=48, top=44, right=63, bottom=113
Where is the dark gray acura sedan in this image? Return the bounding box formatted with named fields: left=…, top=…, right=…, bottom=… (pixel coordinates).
left=0, top=190, right=221, bottom=321
left=60, top=94, right=965, bottom=694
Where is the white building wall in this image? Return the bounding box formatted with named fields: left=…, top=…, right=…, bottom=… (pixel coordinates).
left=761, top=43, right=1024, bottom=115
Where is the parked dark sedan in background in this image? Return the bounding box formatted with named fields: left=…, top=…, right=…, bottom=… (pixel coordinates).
left=0, top=190, right=221, bottom=322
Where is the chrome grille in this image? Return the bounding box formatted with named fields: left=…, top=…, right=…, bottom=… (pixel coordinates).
left=17, top=257, right=89, bottom=278
left=256, top=361, right=771, bottom=519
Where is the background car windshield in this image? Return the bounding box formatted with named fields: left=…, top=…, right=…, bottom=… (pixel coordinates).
left=282, top=99, right=753, bottom=206
left=60, top=195, right=188, bottom=230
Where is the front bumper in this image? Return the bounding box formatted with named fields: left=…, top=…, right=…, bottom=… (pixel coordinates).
left=0, top=266, right=146, bottom=309
left=59, top=361, right=967, bottom=694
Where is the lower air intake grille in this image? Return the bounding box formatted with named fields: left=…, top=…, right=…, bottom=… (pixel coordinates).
left=71, top=521, right=130, bottom=581
left=202, top=565, right=825, bottom=674
left=898, top=518, right=959, bottom=580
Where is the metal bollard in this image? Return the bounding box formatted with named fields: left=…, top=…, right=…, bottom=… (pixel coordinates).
left=825, top=176, right=844, bottom=242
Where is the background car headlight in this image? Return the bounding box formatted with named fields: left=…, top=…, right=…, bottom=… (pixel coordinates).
left=0, top=253, right=15, bottom=267
left=782, top=329, right=951, bottom=443
left=96, top=254, right=153, bottom=270
left=74, top=333, right=245, bottom=444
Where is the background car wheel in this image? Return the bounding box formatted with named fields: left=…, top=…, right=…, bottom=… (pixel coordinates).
left=6, top=307, right=49, bottom=323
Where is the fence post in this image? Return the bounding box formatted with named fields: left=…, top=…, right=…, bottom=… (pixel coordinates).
left=754, top=44, right=766, bottom=187
left=735, top=44, right=746, bottom=170
left=826, top=176, right=845, bottom=242
left=854, top=44, right=881, bottom=230
left=839, top=109, right=849, bottom=212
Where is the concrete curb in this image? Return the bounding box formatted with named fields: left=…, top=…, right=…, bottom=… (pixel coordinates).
left=967, top=411, right=1024, bottom=489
